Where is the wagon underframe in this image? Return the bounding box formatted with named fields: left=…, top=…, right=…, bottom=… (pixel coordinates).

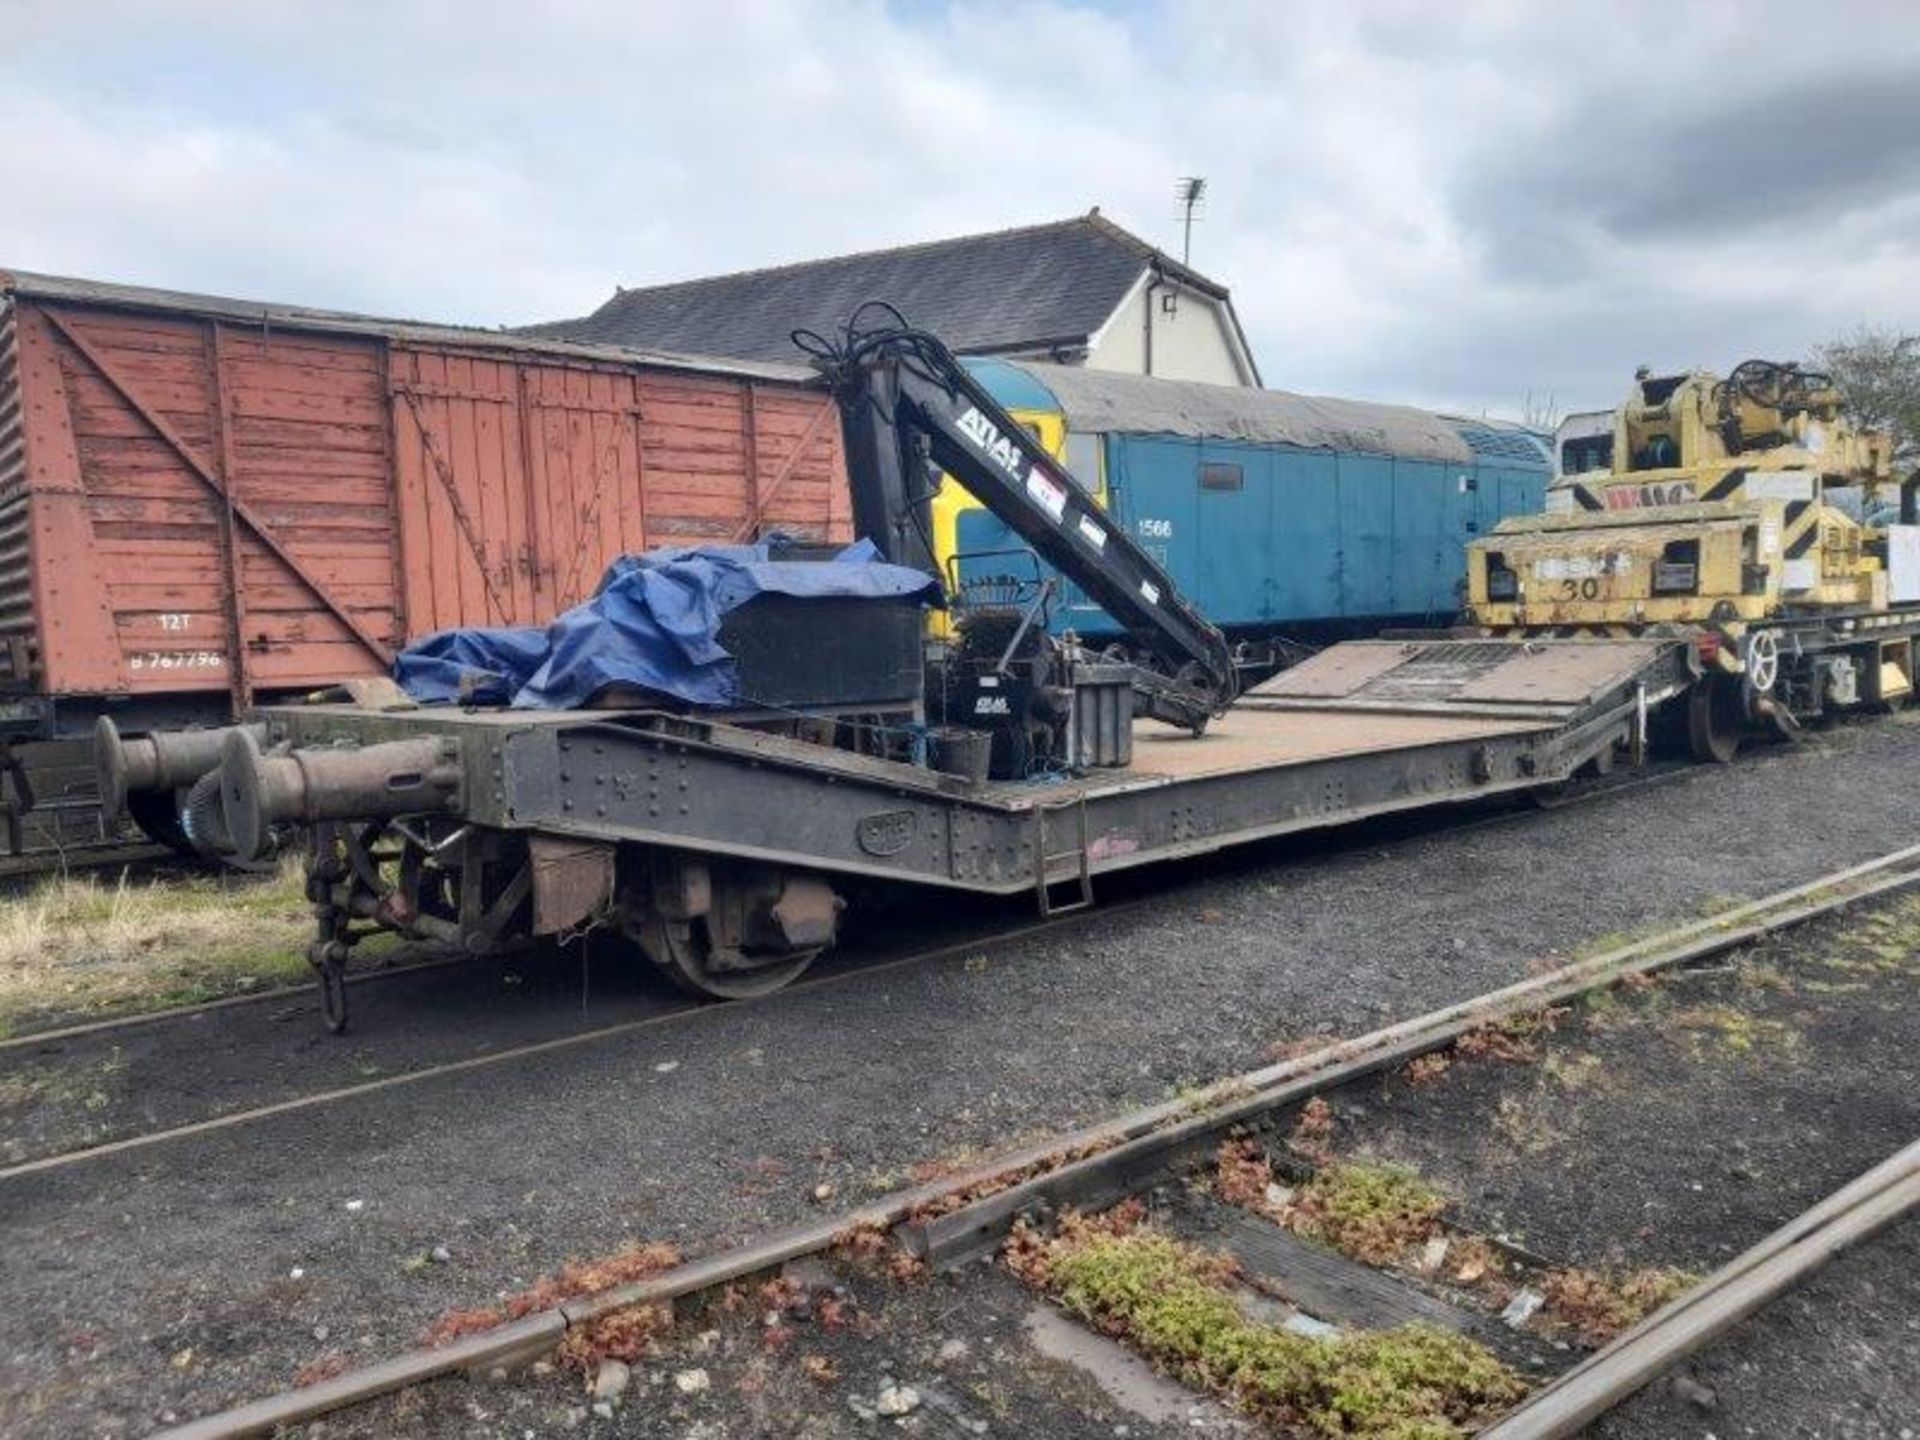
left=243, top=638, right=1695, bottom=1023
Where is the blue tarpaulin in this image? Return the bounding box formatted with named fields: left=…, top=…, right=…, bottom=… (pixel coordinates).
left=392, top=626, right=548, bottom=707
left=393, top=540, right=938, bottom=711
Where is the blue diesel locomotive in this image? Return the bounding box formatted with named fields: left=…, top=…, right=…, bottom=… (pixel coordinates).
left=938, top=360, right=1549, bottom=652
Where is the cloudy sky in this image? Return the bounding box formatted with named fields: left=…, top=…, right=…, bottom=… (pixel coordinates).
left=2, top=0, right=1915, bottom=418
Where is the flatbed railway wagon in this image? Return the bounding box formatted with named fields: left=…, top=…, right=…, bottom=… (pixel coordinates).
left=108, top=317, right=1707, bottom=1031
left=204, top=633, right=1693, bottom=1028
left=0, top=271, right=852, bottom=858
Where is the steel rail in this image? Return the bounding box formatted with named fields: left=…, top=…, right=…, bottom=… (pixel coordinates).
left=0, top=952, right=469, bottom=1054
left=1480, top=1136, right=1920, bottom=1438
left=147, top=838, right=1920, bottom=1440
left=0, top=898, right=1147, bottom=1184
left=0, top=750, right=1688, bottom=1055
left=0, top=758, right=1685, bottom=1162
left=900, top=845, right=1920, bottom=1267
left=0, top=840, right=171, bottom=880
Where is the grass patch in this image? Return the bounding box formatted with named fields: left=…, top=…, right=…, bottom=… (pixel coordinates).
left=1669, top=1003, right=1800, bottom=1058
left=1214, top=1144, right=1455, bottom=1273
left=1813, top=894, right=1920, bottom=980
left=1540, top=1051, right=1605, bottom=1091
left=1032, top=1224, right=1523, bottom=1438
left=0, top=858, right=332, bottom=1031
left=1490, top=1093, right=1567, bottom=1156
left=1541, top=1265, right=1696, bottom=1345
left=1287, top=1161, right=1450, bottom=1266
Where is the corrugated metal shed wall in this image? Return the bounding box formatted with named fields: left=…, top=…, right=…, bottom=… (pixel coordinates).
left=0, top=295, right=851, bottom=711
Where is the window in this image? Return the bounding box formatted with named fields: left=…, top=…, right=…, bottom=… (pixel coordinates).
left=1560, top=434, right=1614, bottom=475
left=1064, top=430, right=1102, bottom=494
left=1652, top=539, right=1700, bottom=595
left=1199, top=461, right=1243, bottom=492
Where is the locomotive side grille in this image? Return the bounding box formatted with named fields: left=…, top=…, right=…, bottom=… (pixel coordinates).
left=1455, top=424, right=1549, bottom=464
left=0, top=301, right=35, bottom=686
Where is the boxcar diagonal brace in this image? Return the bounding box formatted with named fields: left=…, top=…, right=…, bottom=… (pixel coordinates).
left=393, top=385, right=514, bottom=626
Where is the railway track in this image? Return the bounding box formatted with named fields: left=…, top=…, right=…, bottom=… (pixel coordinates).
left=1482, top=1138, right=1920, bottom=1437
left=0, top=894, right=1138, bottom=1181
left=0, top=760, right=1701, bottom=1179
left=0, top=838, right=171, bottom=883
left=143, top=839, right=1920, bottom=1439
left=2, top=749, right=1695, bottom=1048
left=0, top=950, right=469, bottom=1054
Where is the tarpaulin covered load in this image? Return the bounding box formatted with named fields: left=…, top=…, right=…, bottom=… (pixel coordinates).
left=394, top=540, right=939, bottom=711
left=392, top=627, right=548, bottom=707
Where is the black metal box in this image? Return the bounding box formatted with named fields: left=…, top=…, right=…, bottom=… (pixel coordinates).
left=717, top=595, right=925, bottom=711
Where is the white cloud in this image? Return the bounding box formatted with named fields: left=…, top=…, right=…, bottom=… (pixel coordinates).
left=1, top=0, right=1916, bottom=417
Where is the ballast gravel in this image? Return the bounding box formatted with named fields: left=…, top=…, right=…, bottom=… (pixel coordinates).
left=6, top=716, right=1920, bottom=1436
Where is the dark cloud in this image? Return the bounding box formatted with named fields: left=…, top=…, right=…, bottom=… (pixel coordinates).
left=1601, top=70, right=1920, bottom=233
left=0, top=0, right=1916, bottom=421
left=1458, top=66, right=1920, bottom=280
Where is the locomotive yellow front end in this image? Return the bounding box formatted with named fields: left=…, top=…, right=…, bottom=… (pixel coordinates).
left=1469, top=500, right=1775, bottom=632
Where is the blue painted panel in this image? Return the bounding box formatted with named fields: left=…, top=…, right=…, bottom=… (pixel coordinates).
left=1268, top=451, right=1340, bottom=620
left=1333, top=456, right=1395, bottom=618
left=1194, top=442, right=1273, bottom=622
left=1108, top=434, right=1201, bottom=610
left=1112, top=435, right=1291, bottom=627
left=1403, top=459, right=1464, bottom=620
left=950, top=407, right=1547, bottom=639
left=1474, top=464, right=1546, bottom=537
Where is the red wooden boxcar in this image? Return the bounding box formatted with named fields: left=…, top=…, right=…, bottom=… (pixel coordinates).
left=0, top=271, right=852, bottom=853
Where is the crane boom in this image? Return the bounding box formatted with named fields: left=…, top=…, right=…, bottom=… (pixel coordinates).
left=810, top=317, right=1237, bottom=730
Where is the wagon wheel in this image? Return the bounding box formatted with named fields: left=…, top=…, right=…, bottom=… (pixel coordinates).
left=1687, top=676, right=1745, bottom=765
left=628, top=911, right=821, bottom=1001
left=1527, top=781, right=1572, bottom=810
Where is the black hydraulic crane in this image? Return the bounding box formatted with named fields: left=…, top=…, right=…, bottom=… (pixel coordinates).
left=802, top=309, right=1237, bottom=744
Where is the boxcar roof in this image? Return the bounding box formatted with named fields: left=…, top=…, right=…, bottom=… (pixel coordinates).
left=1001, top=359, right=1476, bottom=465
left=0, top=268, right=821, bottom=386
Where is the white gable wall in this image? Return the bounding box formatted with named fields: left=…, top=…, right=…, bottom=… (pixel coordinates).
left=1085, top=275, right=1254, bottom=387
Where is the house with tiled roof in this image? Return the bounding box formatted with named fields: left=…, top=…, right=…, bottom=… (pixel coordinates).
left=526, top=209, right=1261, bottom=387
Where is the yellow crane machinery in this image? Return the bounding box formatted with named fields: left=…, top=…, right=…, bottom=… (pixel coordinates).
left=1467, top=359, right=1920, bottom=761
